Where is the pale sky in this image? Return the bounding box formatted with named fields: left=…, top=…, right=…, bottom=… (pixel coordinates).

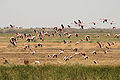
left=0, top=0, right=120, bottom=28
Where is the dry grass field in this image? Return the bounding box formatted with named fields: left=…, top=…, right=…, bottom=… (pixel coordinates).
left=1, top=29, right=120, bottom=80
left=0, top=31, right=120, bottom=66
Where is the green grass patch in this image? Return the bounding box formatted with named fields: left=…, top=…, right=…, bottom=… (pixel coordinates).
left=0, top=65, right=120, bottom=80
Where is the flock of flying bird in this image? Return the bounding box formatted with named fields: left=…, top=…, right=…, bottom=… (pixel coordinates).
left=9, top=18, right=116, bottom=29
left=2, top=18, right=119, bottom=65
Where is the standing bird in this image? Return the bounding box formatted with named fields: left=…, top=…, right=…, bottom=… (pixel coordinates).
left=3, top=58, right=9, bottom=64
left=68, top=34, right=72, bottom=39
left=97, top=41, right=102, bottom=48
left=106, top=33, right=111, bottom=36
left=86, top=35, right=90, bottom=41
left=107, top=42, right=111, bottom=46
left=24, top=59, right=29, bottom=65
left=69, top=56, right=73, bottom=59
left=74, top=53, right=79, bottom=56
left=26, top=38, right=31, bottom=42
left=75, top=33, right=79, bottom=37
left=111, top=42, right=115, bottom=45
left=35, top=43, right=42, bottom=48
left=64, top=56, right=69, bottom=61
left=84, top=55, right=88, bottom=60
left=48, top=55, right=51, bottom=57
left=63, top=40, right=67, bottom=44
left=106, top=46, right=110, bottom=49
left=31, top=51, right=36, bottom=55
left=81, top=53, right=86, bottom=56
left=75, top=41, right=79, bottom=45
left=10, top=37, right=17, bottom=46
left=93, top=61, right=97, bottom=64
left=35, top=61, right=40, bottom=64
left=93, top=51, right=97, bottom=55
left=53, top=54, right=57, bottom=58
left=59, top=50, right=64, bottom=54
left=52, top=33, right=55, bottom=37
left=73, top=48, right=78, bottom=52
left=23, top=45, right=30, bottom=50
left=104, top=50, right=107, bottom=54
left=59, top=34, right=62, bottom=37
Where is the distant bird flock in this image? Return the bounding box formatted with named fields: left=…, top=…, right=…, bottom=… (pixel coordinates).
left=5, top=18, right=118, bottom=65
